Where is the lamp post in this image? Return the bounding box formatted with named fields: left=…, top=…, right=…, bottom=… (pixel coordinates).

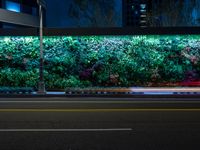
left=37, top=0, right=46, bottom=94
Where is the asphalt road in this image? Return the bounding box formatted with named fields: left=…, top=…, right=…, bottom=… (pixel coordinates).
left=0, top=97, right=200, bottom=150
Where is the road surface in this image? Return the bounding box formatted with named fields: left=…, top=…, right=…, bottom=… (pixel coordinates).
left=0, top=97, right=200, bottom=150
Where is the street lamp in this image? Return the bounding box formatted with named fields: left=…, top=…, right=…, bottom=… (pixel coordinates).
left=37, top=0, right=46, bottom=94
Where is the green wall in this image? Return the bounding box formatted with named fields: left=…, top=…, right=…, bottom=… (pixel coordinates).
left=0, top=35, right=200, bottom=89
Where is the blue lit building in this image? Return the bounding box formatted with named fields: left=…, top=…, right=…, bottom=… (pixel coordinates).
left=1, top=0, right=199, bottom=28
left=45, top=0, right=122, bottom=28
left=0, top=0, right=40, bottom=28
left=123, top=0, right=151, bottom=27
left=151, top=0, right=200, bottom=27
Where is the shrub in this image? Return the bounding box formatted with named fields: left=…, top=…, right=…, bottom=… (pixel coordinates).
left=0, top=35, right=200, bottom=89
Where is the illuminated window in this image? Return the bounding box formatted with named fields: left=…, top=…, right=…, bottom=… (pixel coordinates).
left=5, top=1, right=20, bottom=12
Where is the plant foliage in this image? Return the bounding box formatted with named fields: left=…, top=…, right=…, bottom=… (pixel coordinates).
left=0, top=35, right=200, bottom=89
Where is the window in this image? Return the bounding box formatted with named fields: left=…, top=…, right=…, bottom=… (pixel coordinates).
left=5, top=1, right=20, bottom=13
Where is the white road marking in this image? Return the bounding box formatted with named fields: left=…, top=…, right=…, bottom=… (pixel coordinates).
left=143, top=92, right=173, bottom=95
left=0, top=128, right=132, bottom=132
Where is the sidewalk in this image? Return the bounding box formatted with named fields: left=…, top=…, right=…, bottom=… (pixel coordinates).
left=0, top=87, right=200, bottom=98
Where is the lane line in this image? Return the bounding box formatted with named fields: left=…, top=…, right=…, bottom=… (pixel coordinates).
left=0, top=108, right=200, bottom=112
left=0, top=100, right=200, bottom=104
left=0, top=128, right=132, bottom=132
left=1, top=98, right=200, bottom=101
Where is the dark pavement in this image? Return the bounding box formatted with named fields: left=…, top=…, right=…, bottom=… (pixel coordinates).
left=0, top=97, right=200, bottom=150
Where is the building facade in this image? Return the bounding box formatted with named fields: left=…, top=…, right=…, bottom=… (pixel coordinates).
left=45, top=0, right=122, bottom=28
left=151, top=0, right=200, bottom=26
left=122, top=0, right=151, bottom=27
left=1, top=0, right=199, bottom=28
left=0, top=0, right=41, bottom=28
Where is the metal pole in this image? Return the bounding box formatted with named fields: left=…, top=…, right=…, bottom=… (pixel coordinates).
left=38, top=4, right=46, bottom=94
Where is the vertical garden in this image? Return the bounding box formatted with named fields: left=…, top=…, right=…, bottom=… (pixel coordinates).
left=0, top=35, right=200, bottom=90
